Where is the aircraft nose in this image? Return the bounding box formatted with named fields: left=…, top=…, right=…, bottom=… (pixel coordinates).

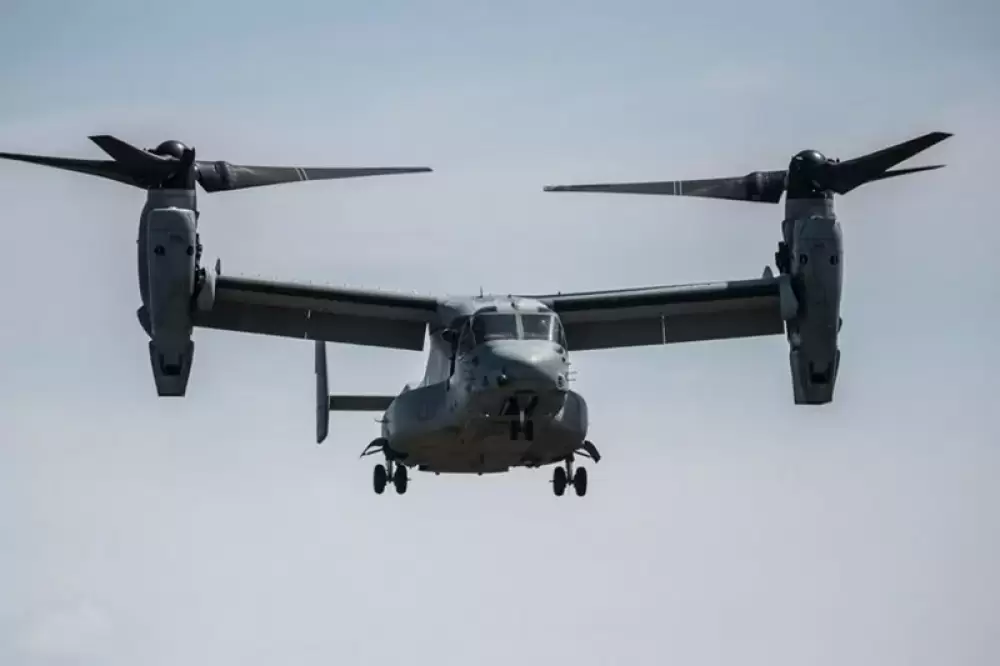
left=482, top=342, right=567, bottom=392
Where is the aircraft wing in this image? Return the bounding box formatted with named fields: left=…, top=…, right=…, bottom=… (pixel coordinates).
left=530, top=277, right=785, bottom=351
left=193, top=276, right=439, bottom=351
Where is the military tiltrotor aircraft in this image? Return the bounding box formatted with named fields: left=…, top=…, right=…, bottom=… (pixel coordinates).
left=0, top=131, right=950, bottom=498
left=544, top=131, right=952, bottom=406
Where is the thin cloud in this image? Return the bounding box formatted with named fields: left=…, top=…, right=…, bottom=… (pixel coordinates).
left=20, top=602, right=114, bottom=659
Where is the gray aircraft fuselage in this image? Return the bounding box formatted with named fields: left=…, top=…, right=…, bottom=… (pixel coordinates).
left=379, top=296, right=589, bottom=475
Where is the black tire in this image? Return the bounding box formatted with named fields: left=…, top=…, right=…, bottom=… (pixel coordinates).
left=524, top=420, right=535, bottom=441
left=552, top=466, right=567, bottom=496
left=573, top=466, right=588, bottom=497
left=373, top=464, right=387, bottom=495
left=393, top=465, right=408, bottom=495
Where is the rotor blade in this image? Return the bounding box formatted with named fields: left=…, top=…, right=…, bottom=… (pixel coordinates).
left=865, top=164, right=946, bottom=184
left=88, top=134, right=169, bottom=168
left=195, top=162, right=433, bottom=193
left=829, top=131, right=952, bottom=194
left=544, top=169, right=787, bottom=203
left=0, top=150, right=140, bottom=187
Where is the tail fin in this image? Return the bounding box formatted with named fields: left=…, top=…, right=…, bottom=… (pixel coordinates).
left=316, top=341, right=330, bottom=444
left=314, top=341, right=397, bottom=444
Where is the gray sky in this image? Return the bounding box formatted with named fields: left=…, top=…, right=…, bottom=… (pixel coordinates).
left=1, top=1, right=997, bottom=665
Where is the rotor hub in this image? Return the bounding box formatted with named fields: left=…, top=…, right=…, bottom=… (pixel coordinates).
left=151, top=140, right=190, bottom=159
left=787, top=149, right=833, bottom=197
left=790, top=149, right=828, bottom=169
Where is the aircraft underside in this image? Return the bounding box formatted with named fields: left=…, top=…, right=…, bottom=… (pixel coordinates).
left=360, top=387, right=600, bottom=497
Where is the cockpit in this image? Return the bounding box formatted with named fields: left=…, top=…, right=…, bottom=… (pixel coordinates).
left=457, top=311, right=566, bottom=355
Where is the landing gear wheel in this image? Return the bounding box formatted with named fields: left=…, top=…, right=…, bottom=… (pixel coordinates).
left=393, top=465, right=408, bottom=495
left=373, top=464, right=387, bottom=495
left=552, top=466, right=567, bottom=496
left=523, top=420, right=535, bottom=441
left=573, top=466, right=588, bottom=497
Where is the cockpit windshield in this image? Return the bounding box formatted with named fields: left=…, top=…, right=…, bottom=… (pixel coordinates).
left=460, top=311, right=567, bottom=351
left=471, top=313, right=519, bottom=343
left=521, top=313, right=565, bottom=345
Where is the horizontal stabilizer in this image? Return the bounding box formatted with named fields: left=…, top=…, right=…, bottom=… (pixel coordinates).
left=315, top=339, right=395, bottom=445
left=328, top=395, right=396, bottom=411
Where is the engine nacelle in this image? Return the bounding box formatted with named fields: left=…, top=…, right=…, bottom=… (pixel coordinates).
left=782, top=200, right=843, bottom=405
left=145, top=206, right=198, bottom=397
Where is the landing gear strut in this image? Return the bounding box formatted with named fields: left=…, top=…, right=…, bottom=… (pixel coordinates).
left=363, top=438, right=408, bottom=495
left=551, top=441, right=600, bottom=497
left=510, top=418, right=534, bottom=441
left=506, top=398, right=537, bottom=442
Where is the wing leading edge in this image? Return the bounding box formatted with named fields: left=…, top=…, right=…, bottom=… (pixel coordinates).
left=194, top=276, right=439, bottom=350
left=528, top=278, right=784, bottom=351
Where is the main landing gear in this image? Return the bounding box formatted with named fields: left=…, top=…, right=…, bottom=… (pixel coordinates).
left=362, top=438, right=408, bottom=495
left=551, top=441, right=601, bottom=498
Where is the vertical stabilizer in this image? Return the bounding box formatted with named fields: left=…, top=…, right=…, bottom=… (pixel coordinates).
left=316, top=341, right=329, bottom=444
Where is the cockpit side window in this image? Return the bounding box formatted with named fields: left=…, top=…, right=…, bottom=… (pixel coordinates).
left=521, top=313, right=566, bottom=346
left=471, top=313, right=519, bottom=344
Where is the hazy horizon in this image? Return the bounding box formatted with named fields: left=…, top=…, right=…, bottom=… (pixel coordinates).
left=1, top=2, right=997, bottom=665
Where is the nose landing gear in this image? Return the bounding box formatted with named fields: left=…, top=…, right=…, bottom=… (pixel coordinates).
left=510, top=417, right=535, bottom=441
left=504, top=396, right=538, bottom=442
